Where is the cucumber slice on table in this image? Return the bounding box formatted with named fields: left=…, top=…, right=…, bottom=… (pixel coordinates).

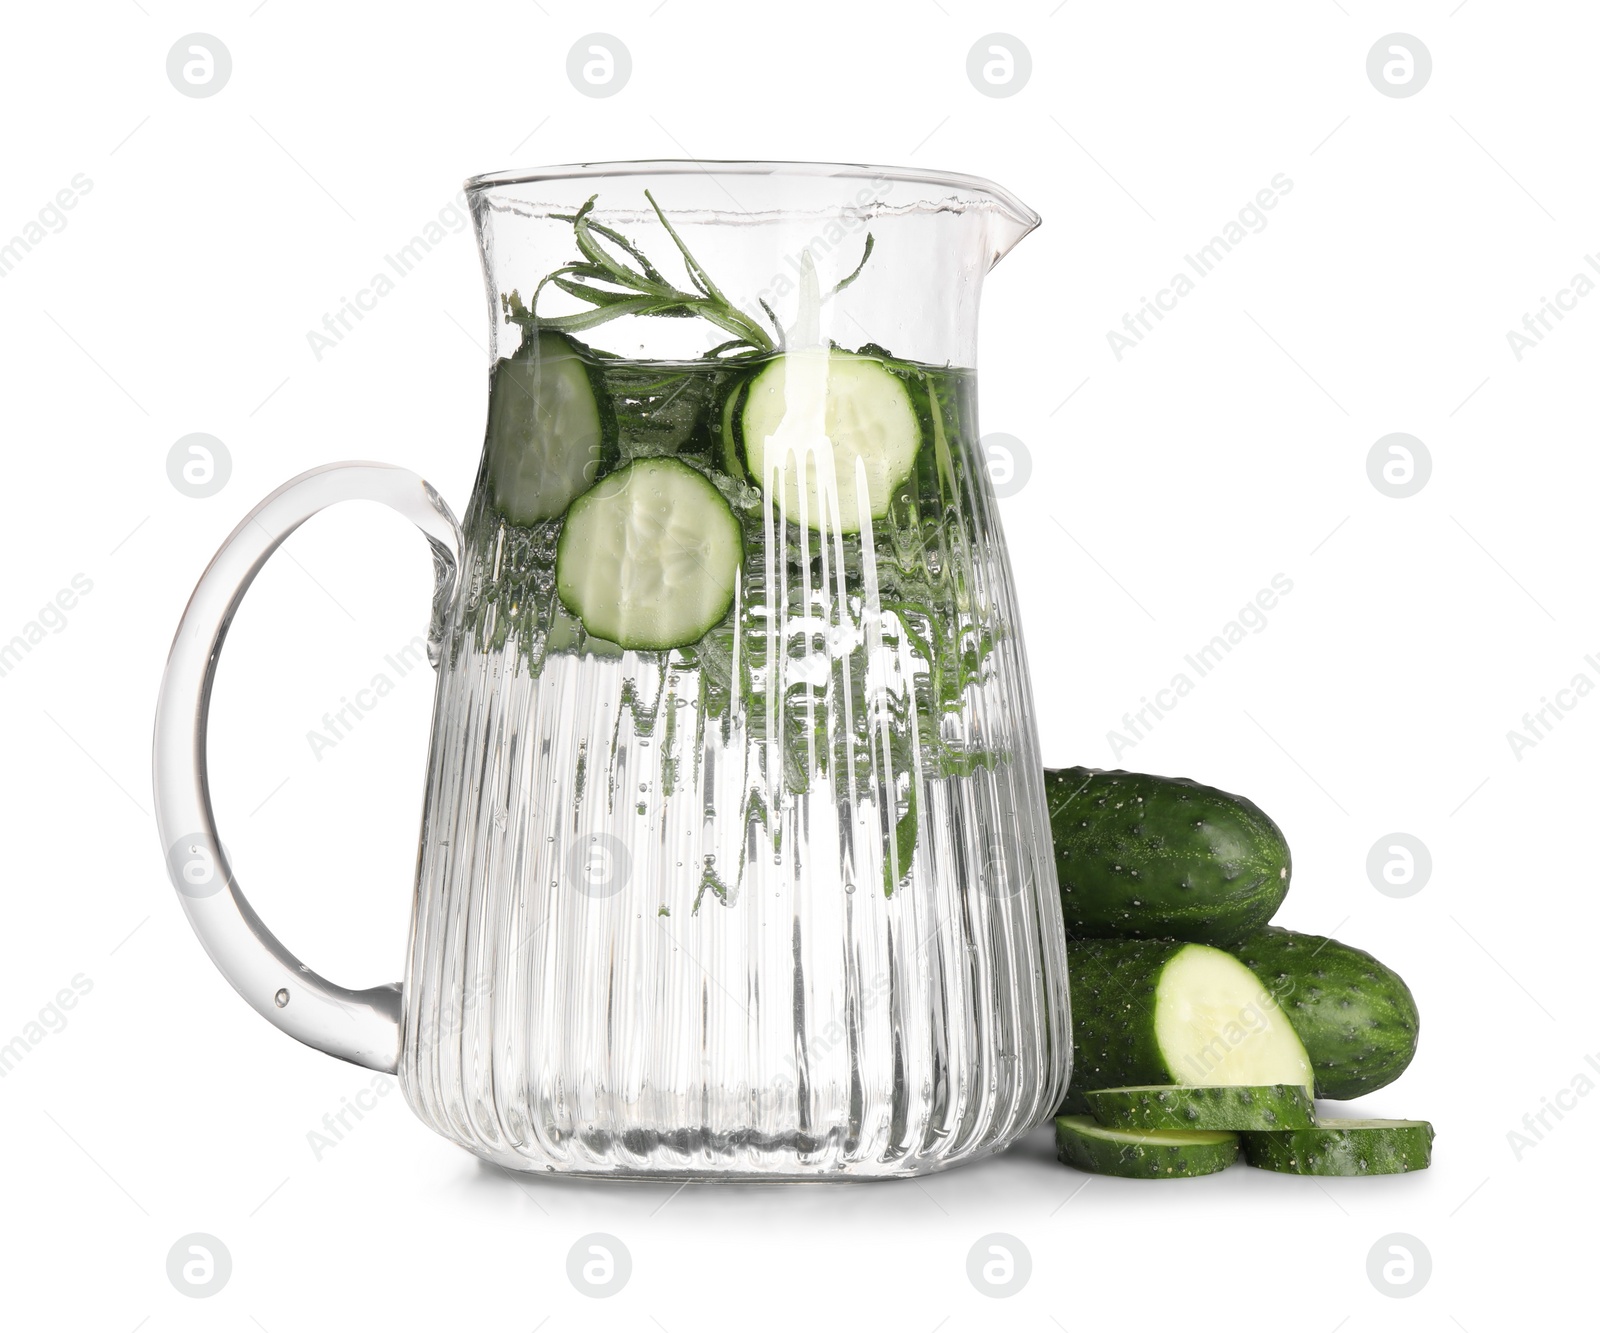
left=1242, top=1118, right=1435, bottom=1176
left=556, top=458, right=742, bottom=651
left=1063, top=940, right=1314, bottom=1114
left=487, top=331, right=606, bottom=524
left=1085, top=1083, right=1315, bottom=1132
left=741, top=349, right=920, bottom=533
left=1055, top=1116, right=1239, bottom=1179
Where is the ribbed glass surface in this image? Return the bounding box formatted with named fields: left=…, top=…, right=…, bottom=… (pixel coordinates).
left=399, top=357, right=1069, bottom=1178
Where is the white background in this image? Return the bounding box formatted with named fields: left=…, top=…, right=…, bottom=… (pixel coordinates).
left=1, top=1, right=1593, bottom=1328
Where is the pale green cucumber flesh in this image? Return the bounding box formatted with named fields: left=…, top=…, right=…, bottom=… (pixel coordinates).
left=1241, top=1117, right=1435, bottom=1175
left=741, top=349, right=920, bottom=533
left=487, top=332, right=605, bottom=524
left=1054, top=1115, right=1239, bottom=1179
left=555, top=457, right=742, bottom=651
left=1063, top=940, right=1314, bottom=1114
left=1085, top=1083, right=1315, bottom=1132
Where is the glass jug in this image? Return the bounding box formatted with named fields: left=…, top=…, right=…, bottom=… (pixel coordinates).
left=154, top=161, right=1071, bottom=1178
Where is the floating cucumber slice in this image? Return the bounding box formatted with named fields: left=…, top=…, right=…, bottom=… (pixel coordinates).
left=1054, top=1115, right=1239, bottom=1179
left=1241, top=1118, right=1435, bottom=1176
left=555, top=457, right=742, bottom=651
left=1085, top=1084, right=1315, bottom=1132
left=487, top=331, right=606, bottom=524
left=741, top=349, right=920, bottom=533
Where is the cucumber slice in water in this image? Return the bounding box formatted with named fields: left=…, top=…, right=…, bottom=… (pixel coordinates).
left=1054, top=1115, right=1239, bottom=1179
left=487, top=331, right=605, bottom=524
left=1085, top=1084, right=1315, bottom=1132
left=556, top=457, right=742, bottom=651
left=1241, top=1118, right=1435, bottom=1176
left=741, top=349, right=920, bottom=533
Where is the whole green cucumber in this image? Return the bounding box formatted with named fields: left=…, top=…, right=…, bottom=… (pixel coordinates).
left=1044, top=767, right=1291, bottom=946
left=1230, top=927, right=1420, bottom=1100
left=1062, top=938, right=1312, bottom=1114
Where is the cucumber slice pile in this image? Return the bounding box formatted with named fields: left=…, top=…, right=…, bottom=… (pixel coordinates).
left=741, top=349, right=920, bottom=533
left=1241, top=1118, right=1435, bottom=1176
left=1084, top=1083, right=1314, bottom=1133
left=1046, top=765, right=1436, bottom=1182
left=487, top=331, right=607, bottom=524
left=1054, top=1116, right=1239, bottom=1179
left=556, top=457, right=742, bottom=651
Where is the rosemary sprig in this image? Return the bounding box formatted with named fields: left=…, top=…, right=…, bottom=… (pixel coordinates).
left=512, top=192, right=778, bottom=356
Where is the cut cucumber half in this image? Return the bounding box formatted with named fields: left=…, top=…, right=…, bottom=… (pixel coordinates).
left=741, top=349, right=920, bottom=533
left=487, top=331, right=606, bottom=524
left=1231, top=927, right=1420, bottom=1100
left=1085, top=1084, right=1315, bottom=1133
left=1063, top=940, right=1315, bottom=1113
left=556, top=458, right=742, bottom=651
left=1054, top=1115, right=1239, bottom=1179
left=1241, top=1118, right=1435, bottom=1176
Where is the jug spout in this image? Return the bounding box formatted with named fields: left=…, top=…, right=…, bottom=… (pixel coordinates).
left=969, top=174, right=1040, bottom=270
left=467, top=160, right=1041, bottom=369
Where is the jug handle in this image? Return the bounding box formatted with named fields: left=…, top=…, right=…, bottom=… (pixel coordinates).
left=152, top=463, right=463, bottom=1074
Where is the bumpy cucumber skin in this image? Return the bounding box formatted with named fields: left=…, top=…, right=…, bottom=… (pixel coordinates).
left=1085, top=1083, right=1315, bottom=1132
left=1055, top=1116, right=1239, bottom=1179
left=1241, top=1120, right=1434, bottom=1175
left=1060, top=939, right=1187, bottom=1113
left=1045, top=768, right=1291, bottom=947
left=1231, top=927, right=1420, bottom=1099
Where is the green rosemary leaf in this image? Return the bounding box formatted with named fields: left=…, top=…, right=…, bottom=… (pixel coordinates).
left=551, top=274, right=652, bottom=308
left=643, top=189, right=733, bottom=308
left=758, top=298, right=784, bottom=347
left=831, top=232, right=875, bottom=295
